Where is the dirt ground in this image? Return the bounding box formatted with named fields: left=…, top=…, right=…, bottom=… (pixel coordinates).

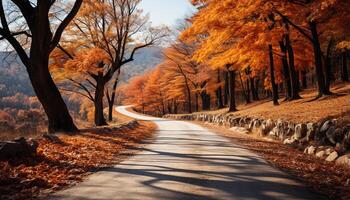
left=192, top=83, right=350, bottom=125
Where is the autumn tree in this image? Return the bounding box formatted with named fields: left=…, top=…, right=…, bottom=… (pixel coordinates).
left=52, top=0, right=168, bottom=126
left=0, top=0, right=83, bottom=133
left=123, top=74, right=149, bottom=114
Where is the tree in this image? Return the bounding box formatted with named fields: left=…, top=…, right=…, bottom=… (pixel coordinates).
left=269, top=44, right=279, bottom=105
left=52, top=0, right=168, bottom=126
left=0, top=0, right=83, bottom=133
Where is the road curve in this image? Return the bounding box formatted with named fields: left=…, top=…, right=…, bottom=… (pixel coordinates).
left=49, top=106, right=327, bottom=200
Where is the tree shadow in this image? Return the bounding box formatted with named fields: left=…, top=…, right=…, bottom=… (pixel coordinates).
left=50, top=134, right=328, bottom=200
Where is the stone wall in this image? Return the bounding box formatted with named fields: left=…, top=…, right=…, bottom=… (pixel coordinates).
left=164, top=113, right=350, bottom=167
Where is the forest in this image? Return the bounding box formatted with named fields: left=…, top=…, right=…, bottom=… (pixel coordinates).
left=122, top=0, right=350, bottom=116
left=0, top=0, right=350, bottom=200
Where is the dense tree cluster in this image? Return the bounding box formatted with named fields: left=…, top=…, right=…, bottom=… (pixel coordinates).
left=122, top=0, right=349, bottom=116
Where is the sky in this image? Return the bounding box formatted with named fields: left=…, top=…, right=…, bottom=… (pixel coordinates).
left=139, top=0, right=196, bottom=27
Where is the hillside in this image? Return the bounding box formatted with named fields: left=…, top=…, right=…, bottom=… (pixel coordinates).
left=186, top=84, right=350, bottom=125
left=0, top=52, right=34, bottom=98
left=119, top=47, right=163, bottom=82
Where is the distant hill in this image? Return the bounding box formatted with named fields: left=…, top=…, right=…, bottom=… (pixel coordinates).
left=120, top=46, right=163, bottom=82
left=0, top=52, right=34, bottom=98
left=0, top=46, right=163, bottom=98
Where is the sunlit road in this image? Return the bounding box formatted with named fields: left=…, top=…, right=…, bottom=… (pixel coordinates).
left=49, top=106, right=326, bottom=200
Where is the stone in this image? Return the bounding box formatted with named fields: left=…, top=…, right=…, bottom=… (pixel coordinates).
left=252, top=119, right=261, bottom=131
left=0, top=137, right=38, bottom=160
left=316, top=150, right=326, bottom=158
left=306, top=123, right=317, bottom=141
left=266, top=119, right=275, bottom=130
left=325, top=148, right=333, bottom=156
left=306, top=146, right=316, bottom=155
left=315, top=120, right=336, bottom=144
left=320, top=120, right=334, bottom=133
left=283, top=138, right=296, bottom=145
left=293, top=123, right=307, bottom=140
left=286, top=122, right=295, bottom=136
left=270, top=119, right=288, bottom=140
left=269, top=127, right=279, bottom=138
left=259, top=119, right=275, bottom=136
left=326, top=126, right=337, bottom=144
left=230, top=127, right=249, bottom=134
left=326, top=151, right=338, bottom=162
left=336, top=154, right=350, bottom=168
left=333, top=128, right=345, bottom=144
left=343, top=129, right=350, bottom=150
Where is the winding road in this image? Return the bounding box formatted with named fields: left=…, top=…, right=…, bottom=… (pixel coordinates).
left=49, top=106, right=326, bottom=200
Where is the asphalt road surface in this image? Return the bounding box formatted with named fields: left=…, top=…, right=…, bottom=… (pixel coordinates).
left=49, top=106, right=327, bottom=200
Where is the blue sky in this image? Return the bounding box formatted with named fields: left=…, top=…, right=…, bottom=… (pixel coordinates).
left=139, top=0, right=196, bottom=27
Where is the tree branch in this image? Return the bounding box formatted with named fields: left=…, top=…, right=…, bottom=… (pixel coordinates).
left=50, top=0, right=83, bottom=52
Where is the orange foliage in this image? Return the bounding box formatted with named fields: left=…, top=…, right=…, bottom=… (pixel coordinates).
left=0, top=122, right=155, bottom=200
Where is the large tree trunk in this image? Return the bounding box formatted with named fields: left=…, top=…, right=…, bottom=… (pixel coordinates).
left=309, top=21, right=331, bottom=96
left=173, top=100, right=178, bottom=114
left=246, top=79, right=251, bottom=103
left=107, top=70, right=120, bottom=121
left=342, top=52, right=349, bottom=82
left=279, top=40, right=292, bottom=100
left=325, top=38, right=334, bottom=89
left=29, top=33, right=77, bottom=133
left=285, top=34, right=301, bottom=100
left=228, top=70, right=237, bottom=112
left=200, top=92, right=211, bottom=110
left=224, top=72, right=229, bottom=106
left=254, top=78, right=260, bottom=100
left=269, top=45, right=279, bottom=106
left=239, top=72, right=250, bottom=104
left=250, top=77, right=257, bottom=101
left=184, top=79, right=192, bottom=113
left=94, top=73, right=107, bottom=126
left=108, top=101, right=113, bottom=122
left=216, top=70, right=224, bottom=109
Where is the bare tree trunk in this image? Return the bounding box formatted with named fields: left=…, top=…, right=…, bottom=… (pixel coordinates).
left=224, top=72, right=229, bottom=106
left=195, top=93, right=199, bottom=112
left=29, top=37, right=77, bottom=133
left=216, top=70, right=224, bottom=108
left=279, top=40, right=292, bottom=100
left=173, top=100, right=178, bottom=114
left=201, top=91, right=210, bottom=110
left=254, top=78, right=260, bottom=100
left=250, top=77, right=257, bottom=101
left=269, top=45, right=279, bottom=106
left=285, top=34, right=301, bottom=100
left=94, top=73, right=107, bottom=126
left=186, top=85, right=192, bottom=113
left=107, top=70, right=121, bottom=121
left=325, top=38, right=334, bottom=90
left=239, top=72, right=250, bottom=104
left=228, top=70, right=237, bottom=112
left=29, top=57, right=77, bottom=133
left=246, top=79, right=251, bottom=102
left=309, top=21, right=331, bottom=96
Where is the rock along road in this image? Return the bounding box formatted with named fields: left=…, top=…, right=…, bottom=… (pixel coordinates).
left=49, top=106, right=327, bottom=200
